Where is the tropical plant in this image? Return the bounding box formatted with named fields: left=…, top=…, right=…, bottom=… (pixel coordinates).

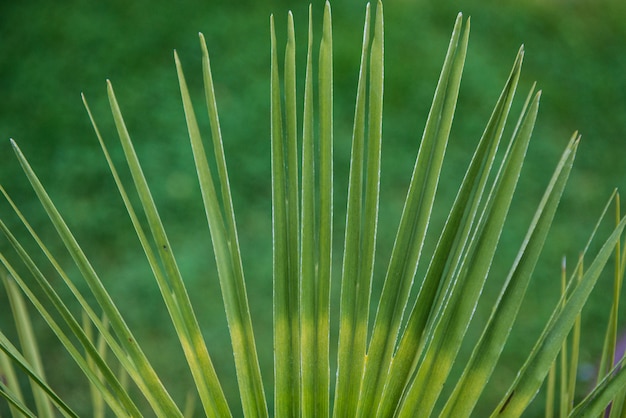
left=1, top=1, right=626, bottom=417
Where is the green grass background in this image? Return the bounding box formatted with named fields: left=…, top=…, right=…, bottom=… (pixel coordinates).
left=1, top=0, right=625, bottom=416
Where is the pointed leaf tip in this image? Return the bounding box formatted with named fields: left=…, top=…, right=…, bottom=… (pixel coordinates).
left=570, top=134, right=582, bottom=147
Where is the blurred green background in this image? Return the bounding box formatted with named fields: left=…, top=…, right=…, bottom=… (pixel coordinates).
left=1, top=0, right=625, bottom=416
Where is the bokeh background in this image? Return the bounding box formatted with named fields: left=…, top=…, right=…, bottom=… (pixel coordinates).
left=1, top=0, right=625, bottom=416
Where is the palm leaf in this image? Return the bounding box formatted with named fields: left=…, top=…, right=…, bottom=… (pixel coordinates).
left=357, top=13, right=469, bottom=415
left=1, top=3, right=625, bottom=417
left=9, top=139, right=182, bottom=417
left=492, top=215, right=626, bottom=416
left=441, top=133, right=579, bottom=417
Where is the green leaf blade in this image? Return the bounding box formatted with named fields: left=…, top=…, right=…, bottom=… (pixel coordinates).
left=179, top=38, right=269, bottom=416
left=270, top=11, right=300, bottom=418
left=398, top=87, right=541, bottom=418
left=317, top=2, right=333, bottom=416
left=10, top=138, right=181, bottom=418
left=300, top=6, right=317, bottom=417
left=377, top=45, right=525, bottom=418
left=492, top=216, right=626, bottom=417
left=333, top=3, right=372, bottom=416
left=0, top=328, right=79, bottom=418
left=357, top=13, right=468, bottom=416
left=2, top=269, right=55, bottom=418
left=0, top=182, right=146, bottom=417
left=441, top=133, right=579, bottom=417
